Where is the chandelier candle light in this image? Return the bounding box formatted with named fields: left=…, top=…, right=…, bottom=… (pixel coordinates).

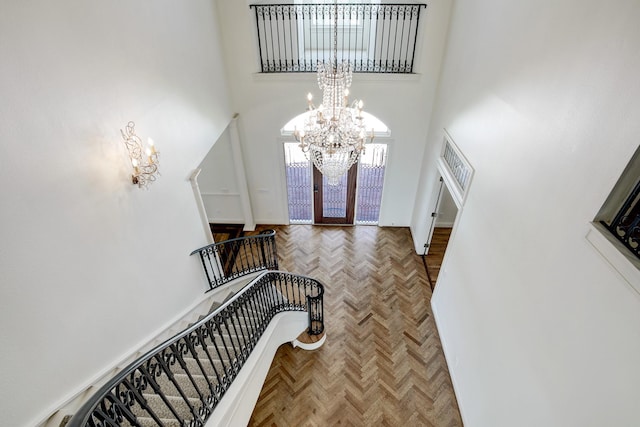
left=293, top=1, right=374, bottom=186
left=121, top=121, right=159, bottom=188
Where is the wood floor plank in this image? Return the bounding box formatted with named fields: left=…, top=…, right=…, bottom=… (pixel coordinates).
left=425, top=227, right=452, bottom=286
left=248, top=225, right=461, bottom=427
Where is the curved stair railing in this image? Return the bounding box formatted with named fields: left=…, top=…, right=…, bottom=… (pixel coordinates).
left=66, top=271, right=324, bottom=427
left=190, top=230, right=278, bottom=291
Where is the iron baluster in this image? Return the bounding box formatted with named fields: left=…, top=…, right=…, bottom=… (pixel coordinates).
left=199, top=250, right=213, bottom=292
left=255, top=281, right=270, bottom=326
left=276, top=6, right=283, bottom=71
left=391, top=6, right=398, bottom=72
left=138, top=361, right=185, bottom=424
left=191, top=230, right=278, bottom=291
left=230, top=240, right=239, bottom=277
left=211, top=318, right=235, bottom=379
left=229, top=303, right=250, bottom=359
left=287, top=272, right=295, bottom=309
left=258, top=234, right=268, bottom=268
left=114, top=382, right=145, bottom=424
left=172, top=339, right=209, bottom=409
left=190, top=327, right=222, bottom=401
left=221, top=314, right=243, bottom=373
left=204, top=321, right=232, bottom=388
left=410, top=5, right=422, bottom=73
left=291, top=6, right=304, bottom=71
left=287, top=6, right=294, bottom=71
left=241, top=292, right=259, bottom=341
left=249, top=238, right=259, bottom=272
left=243, top=239, right=251, bottom=273
left=255, top=6, right=265, bottom=72
left=156, top=349, right=204, bottom=424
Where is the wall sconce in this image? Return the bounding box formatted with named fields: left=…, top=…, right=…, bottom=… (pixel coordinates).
left=120, top=121, right=159, bottom=188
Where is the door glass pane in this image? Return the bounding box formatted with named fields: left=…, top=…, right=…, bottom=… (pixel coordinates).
left=284, top=143, right=312, bottom=223
left=323, top=172, right=348, bottom=218
left=356, top=144, right=387, bottom=224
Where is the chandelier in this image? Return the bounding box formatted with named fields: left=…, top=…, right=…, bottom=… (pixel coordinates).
left=293, top=1, right=373, bottom=186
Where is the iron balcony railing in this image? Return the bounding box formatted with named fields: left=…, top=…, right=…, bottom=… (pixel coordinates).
left=190, top=230, right=279, bottom=291
left=250, top=3, right=427, bottom=73
left=602, top=178, right=640, bottom=260
left=67, top=271, right=325, bottom=427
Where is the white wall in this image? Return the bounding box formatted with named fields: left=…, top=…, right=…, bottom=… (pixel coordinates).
left=198, top=127, right=245, bottom=223
left=412, top=0, right=640, bottom=425
left=0, top=1, right=232, bottom=425
left=216, top=0, right=453, bottom=226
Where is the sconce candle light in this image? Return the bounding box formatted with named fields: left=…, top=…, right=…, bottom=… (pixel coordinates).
left=120, top=121, right=159, bottom=188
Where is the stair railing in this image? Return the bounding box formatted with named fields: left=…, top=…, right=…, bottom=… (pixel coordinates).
left=190, top=229, right=279, bottom=291
left=307, top=294, right=324, bottom=336
left=66, top=271, right=324, bottom=427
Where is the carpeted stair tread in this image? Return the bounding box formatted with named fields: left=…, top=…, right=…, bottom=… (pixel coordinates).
left=194, top=326, right=254, bottom=350
left=175, top=326, right=253, bottom=358
left=182, top=356, right=227, bottom=378
left=188, top=346, right=240, bottom=368
left=131, top=416, right=183, bottom=427
left=153, top=372, right=213, bottom=400
left=136, top=393, right=202, bottom=421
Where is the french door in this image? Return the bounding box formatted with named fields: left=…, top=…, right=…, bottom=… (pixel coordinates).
left=284, top=142, right=387, bottom=225
left=313, top=163, right=357, bottom=224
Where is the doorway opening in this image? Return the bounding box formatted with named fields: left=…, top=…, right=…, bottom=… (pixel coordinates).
left=423, top=177, right=458, bottom=288
left=313, top=161, right=357, bottom=224
left=283, top=142, right=388, bottom=225
left=282, top=111, right=390, bottom=225
left=423, top=130, right=474, bottom=290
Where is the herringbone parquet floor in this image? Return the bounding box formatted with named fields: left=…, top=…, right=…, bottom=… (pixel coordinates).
left=248, top=225, right=462, bottom=427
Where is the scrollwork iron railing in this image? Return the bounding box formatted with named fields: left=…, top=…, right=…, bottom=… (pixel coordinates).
left=190, top=230, right=279, bottom=291
left=602, top=179, right=640, bottom=259
left=67, top=271, right=324, bottom=427
left=250, top=3, right=427, bottom=73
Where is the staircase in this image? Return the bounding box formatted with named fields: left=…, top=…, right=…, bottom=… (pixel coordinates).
left=113, top=296, right=264, bottom=426
left=119, top=301, right=227, bottom=427
left=61, top=231, right=324, bottom=427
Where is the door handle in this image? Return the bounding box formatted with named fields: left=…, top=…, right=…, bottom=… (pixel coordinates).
left=314, top=184, right=319, bottom=193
